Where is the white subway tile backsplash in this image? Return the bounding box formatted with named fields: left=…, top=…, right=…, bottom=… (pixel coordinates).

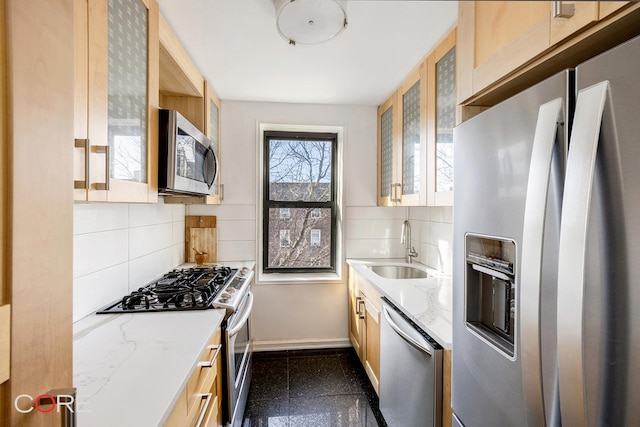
left=345, top=238, right=405, bottom=259
left=217, top=220, right=256, bottom=241
left=73, top=202, right=186, bottom=318
left=172, top=220, right=185, bottom=245
left=187, top=204, right=256, bottom=221
left=429, top=222, right=453, bottom=247
left=429, top=206, right=453, bottom=223
left=345, top=219, right=404, bottom=240
left=171, top=204, right=186, bottom=222
left=73, top=203, right=128, bottom=235
left=129, top=202, right=174, bottom=228
left=73, top=229, right=129, bottom=278
left=409, top=206, right=430, bottom=222
left=128, top=248, right=174, bottom=291
left=216, top=240, right=256, bottom=262
left=73, top=263, right=128, bottom=322
left=172, top=242, right=185, bottom=267
left=129, top=223, right=173, bottom=260
left=345, top=206, right=406, bottom=221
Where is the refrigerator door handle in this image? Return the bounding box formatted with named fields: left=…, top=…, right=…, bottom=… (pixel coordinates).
left=520, top=98, right=564, bottom=427
left=557, top=81, right=609, bottom=426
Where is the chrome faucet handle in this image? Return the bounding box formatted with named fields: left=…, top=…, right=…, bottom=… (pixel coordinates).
left=407, top=247, right=418, bottom=263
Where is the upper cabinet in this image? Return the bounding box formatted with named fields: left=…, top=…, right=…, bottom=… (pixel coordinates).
left=427, top=28, right=456, bottom=206
left=74, top=0, right=159, bottom=203
left=203, top=81, right=223, bottom=204
left=377, top=63, right=427, bottom=206
left=158, top=17, right=223, bottom=205
left=377, top=27, right=456, bottom=207
left=377, top=91, right=399, bottom=206
left=458, top=1, right=639, bottom=106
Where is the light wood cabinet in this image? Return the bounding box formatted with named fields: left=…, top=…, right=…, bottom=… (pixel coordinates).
left=202, top=82, right=223, bottom=205
left=348, top=267, right=381, bottom=394
left=0, top=305, right=9, bottom=385
left=458, top=1, right=640, bottom=107
left=165, top=329, right=224, bottom=427
left=376, top=92, right=399, bottom=206
left=3, top=0, right=75, bottom=424
left=348, top=270, right=364, bottom=356
left=427, top=28, right=456, bottom=206
left=74, top=0, right=159, bottom=203
left=158, top=17, right=223, bottom=205
left=443, top=349, right=453, bottom=427
left=599, top=2, right=630, bottom=19
left=377, top=62, right=427, bottom=206
left=458, top=1, right=551, bottom=104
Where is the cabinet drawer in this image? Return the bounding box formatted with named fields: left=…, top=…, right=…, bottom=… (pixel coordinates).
left=187, top=330, right=222, bottom=417
left=165, top=328, right=222, bottom=427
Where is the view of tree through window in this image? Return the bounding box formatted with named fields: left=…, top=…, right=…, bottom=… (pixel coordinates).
left=263, top=131, right=336, bottom=272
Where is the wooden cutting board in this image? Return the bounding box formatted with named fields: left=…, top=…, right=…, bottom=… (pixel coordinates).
left=185, top=215, right=217, bottom=263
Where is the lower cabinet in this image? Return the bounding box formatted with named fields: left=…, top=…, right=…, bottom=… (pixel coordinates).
left=348, top=267, right=381, bottom=394
left=165, top=329, right=223, bottom=427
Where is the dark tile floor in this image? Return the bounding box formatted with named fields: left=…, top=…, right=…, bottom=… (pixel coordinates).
left=242, top=347, right=388, bottom=427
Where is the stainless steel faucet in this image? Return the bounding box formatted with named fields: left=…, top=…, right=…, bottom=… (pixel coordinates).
left=401, top=220, right=418, bottom=263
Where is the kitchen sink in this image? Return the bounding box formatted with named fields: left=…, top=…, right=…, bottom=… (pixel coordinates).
left=367, top=264, right=429, bottom=279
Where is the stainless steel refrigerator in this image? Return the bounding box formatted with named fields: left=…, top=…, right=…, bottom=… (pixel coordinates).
left=452, top=34, right=640, bottom=427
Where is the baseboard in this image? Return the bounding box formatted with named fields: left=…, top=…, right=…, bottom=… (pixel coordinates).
left=252, top=337, right=352, bottom=352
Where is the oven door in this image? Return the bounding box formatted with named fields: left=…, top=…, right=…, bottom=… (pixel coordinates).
left=225, top=290, right=253, bottom=427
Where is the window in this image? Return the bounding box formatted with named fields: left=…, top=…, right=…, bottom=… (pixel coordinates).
left=279, top=229, right=291, bottom=248
left=263, top=131, right=337, bottom=273
left=279, top=208, right=291, bottom=219
left=310, top=229, right=321, bottom=247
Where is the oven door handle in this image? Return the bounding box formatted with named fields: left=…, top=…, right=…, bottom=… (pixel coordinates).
left=228, top=291, right=253, bottom=337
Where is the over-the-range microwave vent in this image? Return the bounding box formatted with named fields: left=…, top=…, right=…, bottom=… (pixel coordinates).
left=158, top=109, right=218, bottom=197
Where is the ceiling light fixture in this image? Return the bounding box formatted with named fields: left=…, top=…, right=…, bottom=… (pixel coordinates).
left=273, top=0, right=348, bottom=46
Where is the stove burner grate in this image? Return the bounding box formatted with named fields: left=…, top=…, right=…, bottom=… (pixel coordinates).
left=97, top=266, right=237, bottom=313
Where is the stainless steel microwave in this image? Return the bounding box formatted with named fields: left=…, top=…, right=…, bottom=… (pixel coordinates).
left=158, top=109, right=218, bottom=196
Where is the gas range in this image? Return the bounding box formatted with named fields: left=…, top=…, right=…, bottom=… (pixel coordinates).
left=96, top=265, right=253, bottom=314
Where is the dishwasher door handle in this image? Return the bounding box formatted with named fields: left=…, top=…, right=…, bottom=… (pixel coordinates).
left=382, top=306, right=432, bottom=356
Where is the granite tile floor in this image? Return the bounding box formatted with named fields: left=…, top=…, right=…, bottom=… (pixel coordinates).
left=242, top=348, right=387, bottom=427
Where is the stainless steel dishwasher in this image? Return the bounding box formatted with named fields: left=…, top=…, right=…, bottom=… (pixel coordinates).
left=380, top=297, right=443, bottom=427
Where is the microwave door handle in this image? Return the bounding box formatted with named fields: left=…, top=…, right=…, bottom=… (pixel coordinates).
left=520, top=98, right=564, bottom=426
left=204, top=146, right=218, bottom=188
left=228, top=291, right=254, bottom=337
left=557, top=81, right=609, bottom=426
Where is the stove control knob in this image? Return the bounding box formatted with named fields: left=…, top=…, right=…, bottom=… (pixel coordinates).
left=221, top=292, right=232, bottom=299
left=239, top=267, right=249, bottom=276
left=227, top=288, right=236, bottom=293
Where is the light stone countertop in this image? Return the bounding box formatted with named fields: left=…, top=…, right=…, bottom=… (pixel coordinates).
left=72, top=261, right=256, bottom=426
left=347, top=258, right=453, bottom=349
left=73, top=309, right=226, bottom=426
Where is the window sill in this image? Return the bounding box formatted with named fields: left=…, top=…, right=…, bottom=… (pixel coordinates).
left=256, top=271, right=343, bottom=285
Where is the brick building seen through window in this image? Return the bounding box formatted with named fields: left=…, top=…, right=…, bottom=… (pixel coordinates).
left=263, top=131, right=337, bottom=273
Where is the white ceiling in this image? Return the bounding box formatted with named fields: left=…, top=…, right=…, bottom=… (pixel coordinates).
left=156, top=0, right=458, bottom=106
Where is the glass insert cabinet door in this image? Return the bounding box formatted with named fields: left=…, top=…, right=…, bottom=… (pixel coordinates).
left=376, top=63, right=426, bottom=206
left=399, top=63, right=427, bottom=206
left=108, top=0, right=148, bottom=184
left=435, top=46, right=455, bottom=194
left=377, top=94, right=396, bottom=206
left=74, top=0, right=158, bottom=203
left=402, top=81, right=420, bottom=197
left=428, top=28, right=456, bottom=206
left=204, top=81, right=222, bottom=204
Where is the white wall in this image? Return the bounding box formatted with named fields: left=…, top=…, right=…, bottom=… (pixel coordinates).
left=73, top=201, right=186, bottom=322
left=70, top=101, right=454, bottom=346
left=186, top=100, right=453, bottom=350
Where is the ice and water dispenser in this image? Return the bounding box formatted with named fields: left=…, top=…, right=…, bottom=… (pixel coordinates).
left=465, top=234, right=516, bottom=357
